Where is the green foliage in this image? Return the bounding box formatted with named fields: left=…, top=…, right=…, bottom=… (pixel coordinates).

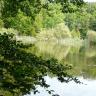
left=0, top=33, right=79, bottom=96
left=0, top=0, right=87, bottom=37
left=0, top=28, right=18, bottom=35
left=71, top=29, right=80, bottom=38
left=90, top=21, right=96, bottom=31
left=87, top=30, right=96, bottom=42
left=89, top=16, right=96, bottom=31
left=2, top=0, right=41, bottom=18
left=37, top=23, right=71, bottom=40
left=1, top=0, right=42, bottom=35
left=48, top=0, right=85, bottom=13
left=34, top=13, right=43, bottom=32
left=36, top=3, right=64, bottom=29
left=85, top=3, right=96, bottom=31
left=0, top=19, right=4, bottom=28
left=4, top=10, right=35, bottom=35
left=64, top=11, right=91, bottom=38
left=1, top=0, right=96, bottom=39
left=35, top=3, right=64, bottom=28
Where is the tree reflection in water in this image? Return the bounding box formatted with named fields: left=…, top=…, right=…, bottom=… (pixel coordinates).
left=0, top=33, right=80, bottom=96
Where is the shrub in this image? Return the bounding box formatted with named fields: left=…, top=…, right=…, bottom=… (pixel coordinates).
left=0, top=28, right=18, bottom=35
left=37, top=23, right=71, bottom=40
left=4, top=10, right=36, bottom=36
left=0, top=19, right=4, bottom=28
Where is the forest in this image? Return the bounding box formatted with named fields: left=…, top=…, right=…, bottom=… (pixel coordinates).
left=0, top=0, right=96, bottom=96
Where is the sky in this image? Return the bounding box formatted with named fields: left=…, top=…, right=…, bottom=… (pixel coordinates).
left=84, top=0, right=96, bottom=2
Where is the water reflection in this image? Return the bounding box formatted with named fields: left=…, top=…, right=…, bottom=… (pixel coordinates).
left=33, top=40, right=96, bottom=79
left=0, top=34, right=76, bottom=96
left=35, top=40, right=71, bottom=60
left=1, top=33, right=96, bottom=96
left=25, top=39, right=96, bottom=96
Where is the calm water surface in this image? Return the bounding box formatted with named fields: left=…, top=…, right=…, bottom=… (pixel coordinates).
left=25, top=76, right=96, bottom=96
left=25, top=40, right=96, bottom=96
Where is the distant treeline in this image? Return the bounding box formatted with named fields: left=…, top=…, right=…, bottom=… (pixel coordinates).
left=0, top=0, right=96, bottom=38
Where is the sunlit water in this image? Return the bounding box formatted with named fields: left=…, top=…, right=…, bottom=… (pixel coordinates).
left=25, top=76, right=96, bottom=96
left=25, top=39, right=96, bottom=96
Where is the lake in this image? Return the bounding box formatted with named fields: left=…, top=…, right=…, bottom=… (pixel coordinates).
left=25, top=76, right=96, bottom=96
left=25, top=39, right=96, bottom=96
